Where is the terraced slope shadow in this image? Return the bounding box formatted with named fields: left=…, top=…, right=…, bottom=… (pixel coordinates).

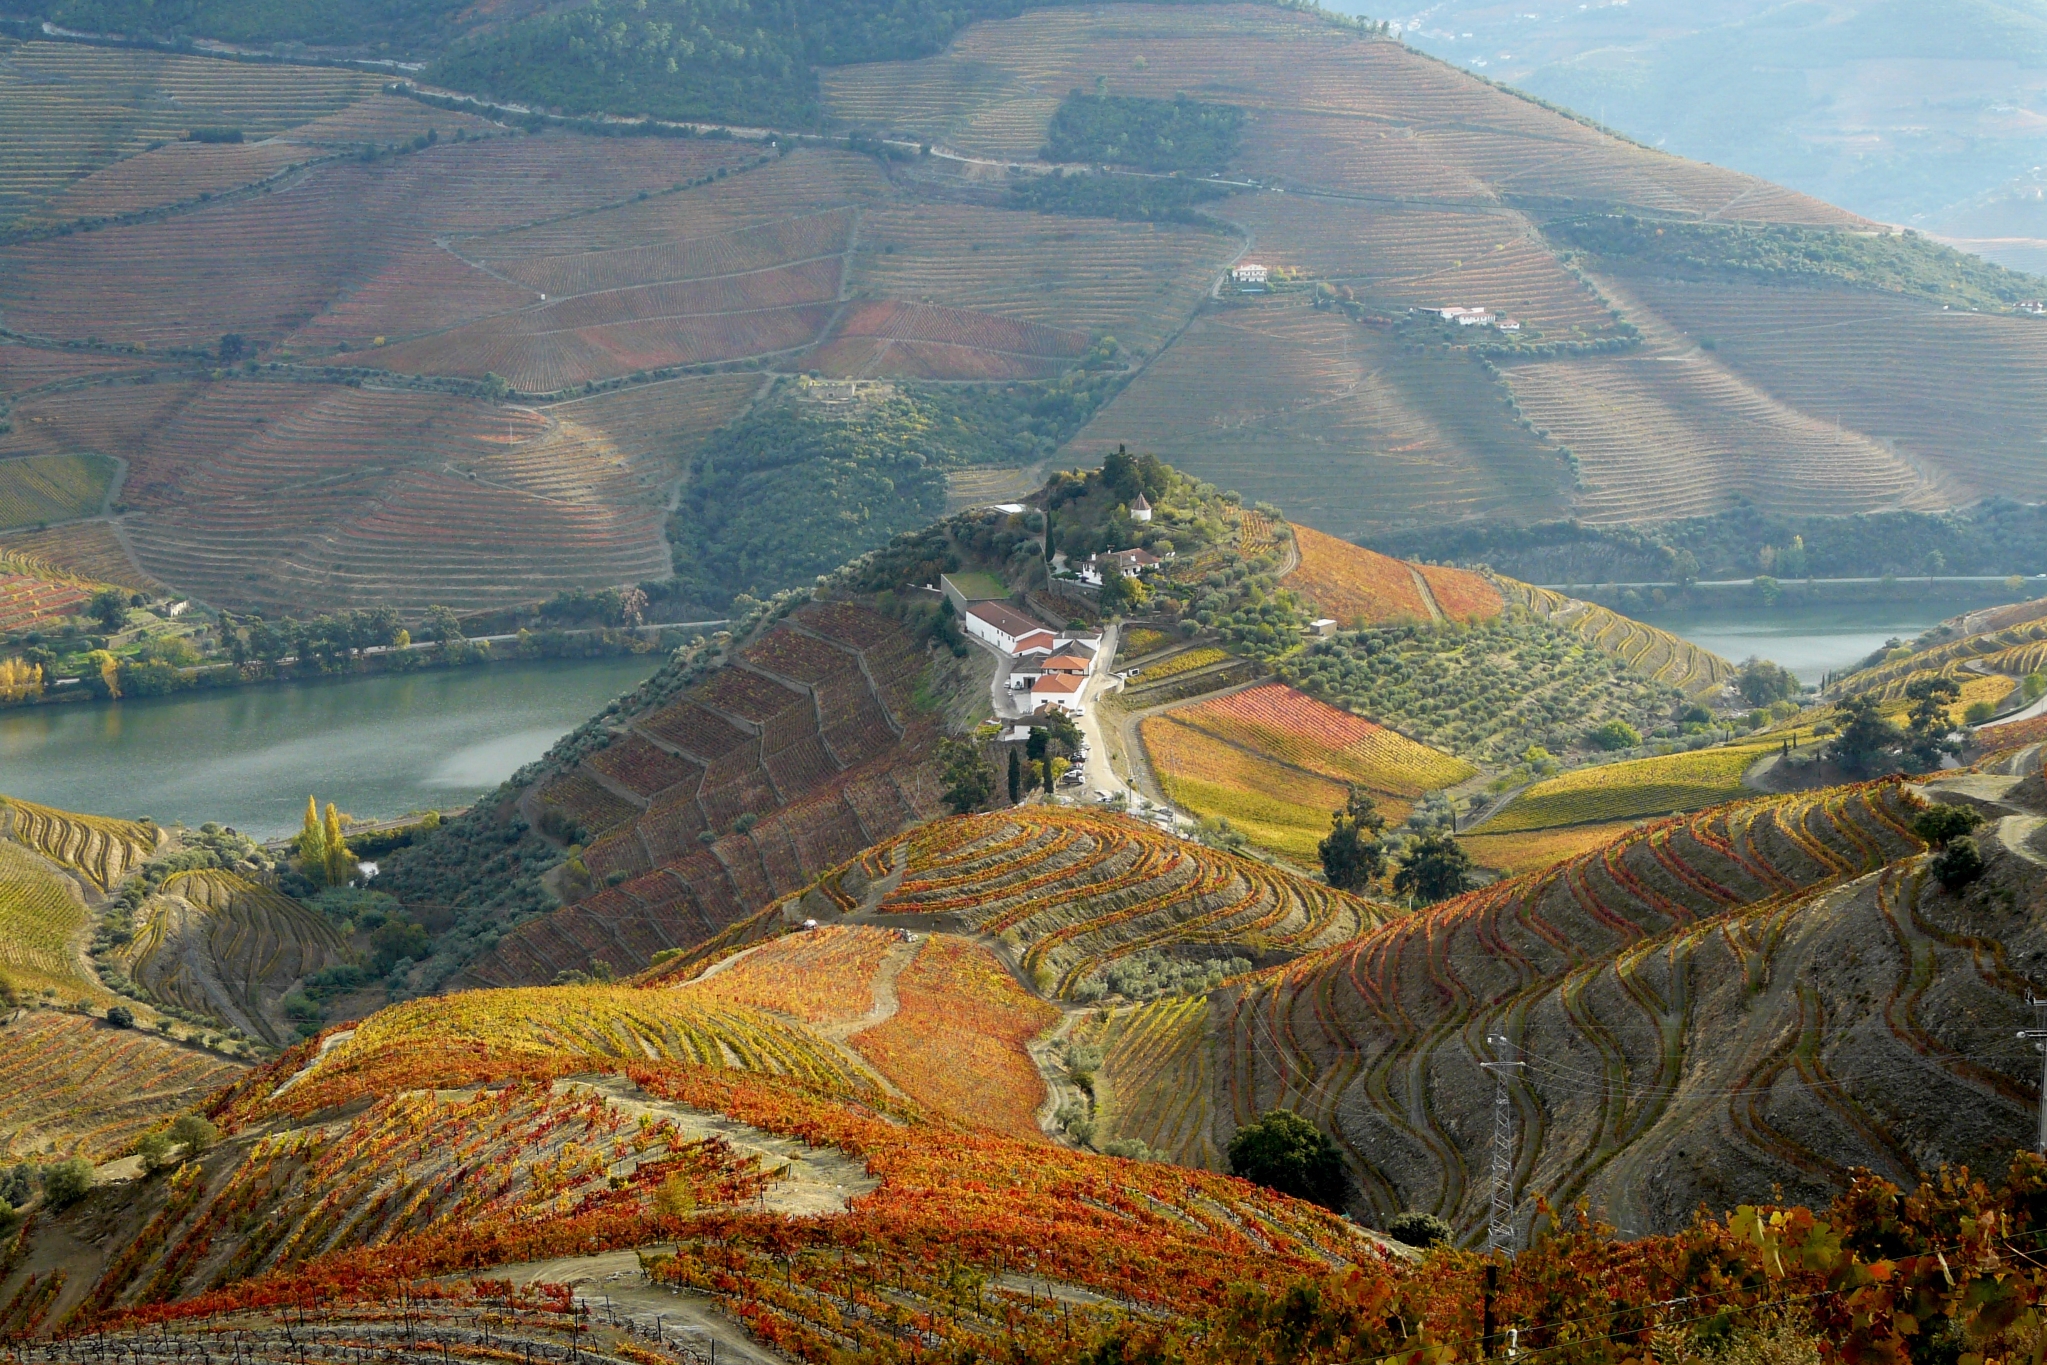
left=122, top=870, right=351, bottom=1048
left=1096, top=780, right=2047, bottom=1236
left=461, top=602, right=948, bottom=989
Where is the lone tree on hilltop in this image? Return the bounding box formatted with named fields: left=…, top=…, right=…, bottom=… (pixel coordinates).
left=1393, top=831, right=1471, bottom=905
left=1227, top=1109, right=1347, bottom=1210
left=1319, top=785, right=1385, bottom=892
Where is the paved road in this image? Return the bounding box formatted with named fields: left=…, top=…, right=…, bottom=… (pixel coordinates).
left=1075, top=622, right=1134, bottom=804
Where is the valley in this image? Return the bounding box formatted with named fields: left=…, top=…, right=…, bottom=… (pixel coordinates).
left=8, top=3, right=2047, bottom=1362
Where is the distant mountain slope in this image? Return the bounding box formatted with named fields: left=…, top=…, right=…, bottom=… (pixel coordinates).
left=6, top=4, right=2046, bottom=616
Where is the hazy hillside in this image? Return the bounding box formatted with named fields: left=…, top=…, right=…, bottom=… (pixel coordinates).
left=1397, top=0, right=2047, bottom=268
left=5, top=1, right=2046, bottom=621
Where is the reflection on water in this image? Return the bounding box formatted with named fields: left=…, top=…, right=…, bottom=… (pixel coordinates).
left=1647, top=587, right=2035, bottom=686
left=0, top=657, right=658, bottom=838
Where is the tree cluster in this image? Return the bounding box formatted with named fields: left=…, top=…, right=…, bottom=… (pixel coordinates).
left=1041, top=92, right=1246, bottom=172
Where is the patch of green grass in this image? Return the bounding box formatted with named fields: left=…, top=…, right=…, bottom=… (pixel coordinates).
left=943, top=571, right=1009, bottom=601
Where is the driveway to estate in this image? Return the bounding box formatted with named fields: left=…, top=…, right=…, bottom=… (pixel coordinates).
left=1076, top=623, right=1131, bottom=803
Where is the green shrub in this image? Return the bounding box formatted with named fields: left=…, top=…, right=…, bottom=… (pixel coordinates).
left=39, top=1158, right=93, bottom=1207
left=1587, top=718, right=1641, bottom=750
left=1226, top=1109, right=1347, bottom=1210
left=1387, top=1211, right=1454, bottom=1248
left=1931, top=835, right=1985, bottom=891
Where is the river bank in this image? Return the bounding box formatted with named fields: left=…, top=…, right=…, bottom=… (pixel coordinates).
left=0, top=654, right=662, bottom=837
left=10, top=620, right=725, bottom=712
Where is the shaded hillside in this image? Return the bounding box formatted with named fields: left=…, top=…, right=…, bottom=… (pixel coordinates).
left=452, top=599, right=957, bottom=989
left=1086, top=777, right=2047, bottom=1235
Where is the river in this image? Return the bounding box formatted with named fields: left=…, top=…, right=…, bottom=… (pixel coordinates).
left=0, top=656, right=659, bottom=839
left=1645, top=585, right=2035, bottom=687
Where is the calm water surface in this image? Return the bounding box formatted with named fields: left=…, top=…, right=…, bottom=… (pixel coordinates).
left=1647, top=586, right=2035, bottom=686
left=0, top=657, right=658, bottom=838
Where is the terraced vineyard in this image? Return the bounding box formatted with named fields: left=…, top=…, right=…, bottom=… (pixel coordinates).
left=0, top=1010, right=241, bottom=1160
left=0, top=838, right=104, bottom=1005
left=125, top=870, right=352, bottom=1048
left=466, top=602, right=947, bottom=987
left=848, top=202, right=1232, bottom=361
left=0, top=39, right=381, bottom=228
left=3, top=797, right=158, bottom=891
left=1093, top=780, right=2034, bottom=1236
left=2, top=381, right=684, bottom=614
left=1142, top=682, right=1474, bottom=860
left=1836, top=614, right=2047, bottom=701
left=0, top=521, right=158, bottom=591
left=250, top=986, right=887, bottom=1120
left=847, top=934, right=1057, bottom=1139
left=1458, top=818, right=1643, bottom=877
left=1067, top=307, right=1573, bottom=537
left=1480, top=733, right=1783, bottom=834
left=1630, top=281, right=2047, bottom=504
left=0, top=452, right=115, bottom=528
left=1498, top=345, right=1936, bottom=524
left=869, top=808, right=1382, bottom=997
left=1287, top=522, right=1500, bottom=625
left=1496, top=578, right=1735, bottom=697
left=824, top=6, right=1854, bottom=226
left=11, top=970, right=1374, bottom=1351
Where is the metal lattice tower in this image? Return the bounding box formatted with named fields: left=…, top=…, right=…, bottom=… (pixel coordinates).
left=1481, top=1033, right=1525, bottom=1255
left=2020, top=997, right=2047, bottom=1153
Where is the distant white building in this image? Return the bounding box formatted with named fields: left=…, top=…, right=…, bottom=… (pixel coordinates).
left=1130, top=493, right=1152, bottom=523
left=1079, top=548, right=1162, bottom=584
left=1233, top=263, right=1269, bottom=287
left=1429, top=306, right=1495, bottom=326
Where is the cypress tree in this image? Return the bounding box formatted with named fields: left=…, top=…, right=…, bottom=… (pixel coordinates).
left=323, top=803, right=352, bottom=886
left=297, top=796, right=326, bottom=881
left=1008, top=748, right=1022, bottom=803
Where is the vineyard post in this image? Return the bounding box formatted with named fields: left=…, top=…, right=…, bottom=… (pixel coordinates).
left=1481, top=1033, right=1523, bottom=1255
